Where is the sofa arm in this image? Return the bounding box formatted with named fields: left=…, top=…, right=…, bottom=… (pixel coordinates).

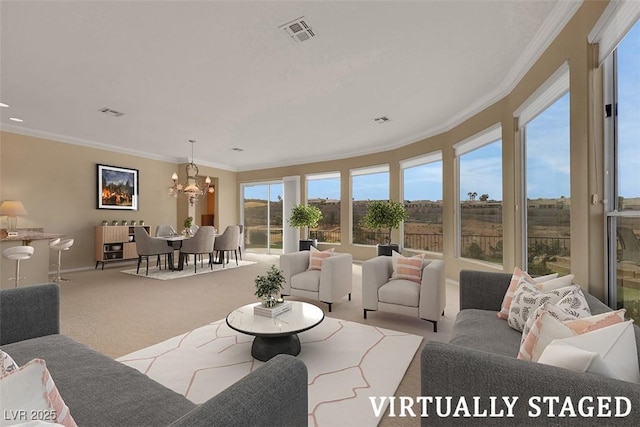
left=168, top=354, right=308, bottom=427
left=459, top=270, right=511, bottom=311
left=279, top=251, right=310, bottom=295
left=421, top=342, right=640, bottom=426
left=0, top=283, right=60, bottom=345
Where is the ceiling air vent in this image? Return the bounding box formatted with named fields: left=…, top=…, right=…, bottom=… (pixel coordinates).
left=99, top=107, right=124, bottom=117
left=374, top=116, right=391, bottom=124
left=280, top=17, right=315, bottom=43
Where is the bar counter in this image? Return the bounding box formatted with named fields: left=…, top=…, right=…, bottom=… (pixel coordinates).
left=1, top=228, right=64, bottom=288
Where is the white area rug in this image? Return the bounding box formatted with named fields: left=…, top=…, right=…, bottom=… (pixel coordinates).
left=117, top=316, right=422, bottom=426
left=120, top=260, right=256, bottom=280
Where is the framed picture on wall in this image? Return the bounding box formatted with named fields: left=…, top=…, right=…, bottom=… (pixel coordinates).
left=97, top=164, right=139, bottom=210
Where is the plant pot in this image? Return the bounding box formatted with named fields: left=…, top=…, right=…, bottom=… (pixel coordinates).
left=299, top=239, right=318, bottom=251
left=377, top=244, right=400, bottom=257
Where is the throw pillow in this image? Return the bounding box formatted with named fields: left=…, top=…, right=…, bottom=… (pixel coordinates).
left=538, top=320, right=640, bottom=383
left=1, top=349, right=19, bottom=377
left=507, top=280, right=578, bottom=332
left=519, top=302, right=577, bottom=347
left=518, top=309, right=626, bottom=362
left=0, top=358, right=78, bottom=427
left=497, top=267, right=559, bottom=319
left=391, top=251, right=424, bottom=284
left=538, top=343, right=623, bottom=381
left=308, top=246, right=334, bottom=270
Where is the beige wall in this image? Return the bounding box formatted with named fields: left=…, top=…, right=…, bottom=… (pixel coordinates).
left=0, top=131, right=238, bottom=276
left=237, top=1, right=610, bottom=298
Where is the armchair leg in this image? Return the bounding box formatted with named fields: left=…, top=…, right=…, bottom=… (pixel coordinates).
left=326, top=302, right=332, bottom=312
left=137, top=256, right=142, bottom=274
left=422, top=318, right=438, bottom=333
left=348, top=293, right=351, bottom=301
left=363, top=309, right=369, bottom=319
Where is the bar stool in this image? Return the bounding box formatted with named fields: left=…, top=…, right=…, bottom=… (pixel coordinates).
left=50, top=238, right=74, bottom=282
left=2, top=245, right=34, bottom=287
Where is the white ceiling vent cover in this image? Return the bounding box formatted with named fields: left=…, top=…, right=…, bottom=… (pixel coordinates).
left=279, top=17, right=315, bottom=42
left=99, top=107, right=124, bottom=117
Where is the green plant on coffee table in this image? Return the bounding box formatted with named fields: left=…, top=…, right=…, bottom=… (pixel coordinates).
left=255, top=265, right=286, bottom=305
left=361, top=200, right=408, bottom=245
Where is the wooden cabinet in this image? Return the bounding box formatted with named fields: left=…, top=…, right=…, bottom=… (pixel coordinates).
left=95, top=225, right=150, bottom=269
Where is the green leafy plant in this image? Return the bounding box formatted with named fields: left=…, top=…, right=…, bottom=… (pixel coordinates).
left=254, top=265, right=286, bottom=299
left=288, top=204, right=323, bottom=229
left=361, top=200, right=408, bottom=245
left=183, top=216, right=193, bottom=229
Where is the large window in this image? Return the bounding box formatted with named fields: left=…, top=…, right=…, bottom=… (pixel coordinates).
left=306, top=172, right=341, bottom=244
left=456, top=126, right=503, bottom=264
left=516, top=64, right=571, bottom=276
left=603, top=18, right=640, bottom=322
left=242, top=182, right=283, bottom=254
left=351, top=165, right=389, bottom=245
left=401, top=153, right=443, bottom=252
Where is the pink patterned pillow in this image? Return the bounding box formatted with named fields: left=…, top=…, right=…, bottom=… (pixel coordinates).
left=0, top=358, right=77, bottom=426
left=497, top=267, right=559, bottom=319
left=391, top=252, right=424, bottom=284
left=308, top=246, right=334, bottom=270
left=518, top=309, right=626, bottom=362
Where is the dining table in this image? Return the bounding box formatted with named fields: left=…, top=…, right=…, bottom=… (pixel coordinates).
left=157, top=230, right=222, bottom=271
left=157, top=234, right=189, bottom=271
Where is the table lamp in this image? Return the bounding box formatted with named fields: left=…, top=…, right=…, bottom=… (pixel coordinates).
left=0, top=200, right=28, bottom=232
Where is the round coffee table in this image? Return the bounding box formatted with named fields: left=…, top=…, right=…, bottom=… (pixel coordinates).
left=226, top=301, right=324, bottom=362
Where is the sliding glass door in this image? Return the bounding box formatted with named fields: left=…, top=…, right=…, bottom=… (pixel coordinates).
left=242, top=183, right=283, bottom=254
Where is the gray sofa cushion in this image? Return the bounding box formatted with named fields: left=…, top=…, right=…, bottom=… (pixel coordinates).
left=2, top=334, right=195, bottom=427
left=449, top=309, right=523, bottom=358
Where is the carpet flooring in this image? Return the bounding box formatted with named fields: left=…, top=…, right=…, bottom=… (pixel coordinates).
left=121, top=259, right=256, bottom=280
left=54, top=253, right=460, bottom=426
left=117, top=316, right=423, bottom=426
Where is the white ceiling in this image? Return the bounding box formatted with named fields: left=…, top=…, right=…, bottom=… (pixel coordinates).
left=0, top=0, right=582, bottom=172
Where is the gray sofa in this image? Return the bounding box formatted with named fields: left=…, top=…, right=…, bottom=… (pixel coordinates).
left=421, top=270, right=640, bottom=426
left=0, top=284, right=308, bottom=427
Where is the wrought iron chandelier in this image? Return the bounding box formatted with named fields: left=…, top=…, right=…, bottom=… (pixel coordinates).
left=169, top=140, right=213, bottom=206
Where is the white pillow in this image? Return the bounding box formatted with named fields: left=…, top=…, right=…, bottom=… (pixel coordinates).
left=538, top=342, right=624, bottom=380
left=0, top=359, right=77, bottom=427
left=308, top=246, right=334, bottom=270
left=1, top=349, right=19, bottom=377
left=390, top=251, right=424, bottom=283
left=538, top=321, right=640, bottom=383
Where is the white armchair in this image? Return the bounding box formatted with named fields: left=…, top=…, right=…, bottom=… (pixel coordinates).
left=362, top=256, right=445, bottom=332
left=280, top=251, right=353, bottom=312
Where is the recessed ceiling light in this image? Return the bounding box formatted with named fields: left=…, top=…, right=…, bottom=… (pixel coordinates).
left=0, top=103, right=9, bottom=108
left=231, top=147, right=244, bottom=152
left=9, top=117, right=24, bottom=122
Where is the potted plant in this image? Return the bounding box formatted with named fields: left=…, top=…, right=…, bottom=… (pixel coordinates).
left=361, top=200, right=408, bottom=256
left=288, top=204, right=323, bottom=251
left=183, top=216, right=193, bottom=235
left=254, top=265, right=286, bottom=307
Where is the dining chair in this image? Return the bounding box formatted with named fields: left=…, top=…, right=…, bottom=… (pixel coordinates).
left=134, top=227, right=174, bottom=276
left=179, top=226, right=215, bottom=273
left=213, top=225, right=240, bottom=267
left=237, top=224, right=244, bottom=260
left=155, top=224, right=177, bottom=237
